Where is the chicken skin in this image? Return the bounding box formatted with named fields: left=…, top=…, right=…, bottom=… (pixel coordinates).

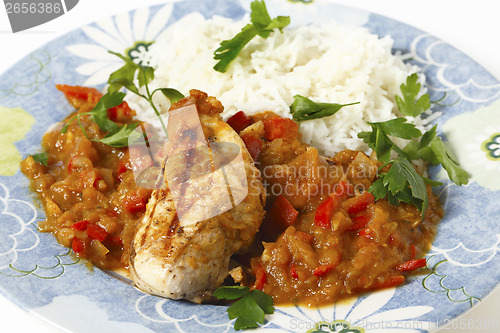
left=129, top=90, right=265, bottom=303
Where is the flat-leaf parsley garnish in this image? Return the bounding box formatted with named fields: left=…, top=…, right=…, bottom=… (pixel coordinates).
left=214, top=286, right=274, bottom=331
left=213, top=0, right=290, bottom=73
left=289, top=95, right=359, bottom=121
left=60, top=90, right=141, bottom=147
left=60, top=52, right=184, bottom=147
left=358, top=73, right=469, bottom=215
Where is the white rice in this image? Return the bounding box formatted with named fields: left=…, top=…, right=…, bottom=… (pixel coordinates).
left=128, top=12, right=432, bottom=156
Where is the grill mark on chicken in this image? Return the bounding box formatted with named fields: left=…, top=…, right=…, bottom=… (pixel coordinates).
left=129, top=90, right=266, bottom=302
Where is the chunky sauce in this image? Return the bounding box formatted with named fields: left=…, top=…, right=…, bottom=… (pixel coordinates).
left=231, top=111, right=443, bottom=306
left=21, top=85, right=151, bottom=269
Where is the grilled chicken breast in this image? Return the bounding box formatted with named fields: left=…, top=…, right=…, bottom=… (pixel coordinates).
left=129, top=90, right=266, bottom=303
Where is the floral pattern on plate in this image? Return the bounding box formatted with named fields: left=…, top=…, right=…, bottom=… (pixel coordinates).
left=66, top=4, right=174, bottom=86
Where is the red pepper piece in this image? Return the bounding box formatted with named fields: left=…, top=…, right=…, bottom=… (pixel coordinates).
left=347, top=213, right=371, bottom=231
left=409, top=245, right=417, bottom=260
left=269, top=195, right=299, bottom=229
left=227, top=111, right=252, bottom=133
left=123, top=189, right=148, bottom=214
left=252, top=265, right=267, bottom=290
left=108, top=101, right=134, bottom=122
left=241, top=134, right=262, bottom=161
left=72, top=237, right=86, bottom=255
left=314, top=182, right=349, bottom=229
left=346, top=191, right=375, bottom=215
left=71, top=220, right=89, bottom=231
left=86, top=223, right=108, bottom=242
left=56, top=84, right=103, bottom=102
left=315, top=196, right=335, bottom=229
left=395, top=258, right=427, bottom=271
left=313, top=264, right=336, bottom=277
left=263, top=117, right=298, bottom=141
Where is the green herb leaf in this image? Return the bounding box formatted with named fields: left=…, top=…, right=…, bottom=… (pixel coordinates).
left=95, top=123, right=141, bottom=148
left=156, top=88, right=185, bottom=104
left=214, top=286, right=274, bottom=331
left=395, top=73, right=431, bottom=117
left=59, top=91, right=124, bottom=139
left=214, top=286, right=250, bottom=300
left=214, top=0, right=290, bottom=73
left=250, top=0, right=272, bottom=32
left=290, top=95, right=359, bottom=121
left=369, top=118, right=422, bottom=139
left=60, top=122, right=70, bottom=134
left=359, top=124, right=393, bottom=163
left=108, top=63, right=138, bottom=94
left=391, top=159, right=427, bottom=204
left=403, top=125, right=439, bottom=163
left=368, top=177, right=387, bottom=200
left=360, top=73, right=468, bottom=215
left=107, top=50, right=184, bottom=138
left=214, top=24, right=258, bottom=73
left=31, top=152, right=48, bottom=166
left=90, top=91, right=126, bottom=133
left=430, top=136, right=470, bottom=185
left=250, top=289, right=274, bottom=315
left=138, top=65, right=155, bottom=88
left=369, top=158, right=428, bottom=216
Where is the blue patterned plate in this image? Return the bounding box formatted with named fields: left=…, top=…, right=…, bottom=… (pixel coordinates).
left=0, top=0, right=499, bottom=332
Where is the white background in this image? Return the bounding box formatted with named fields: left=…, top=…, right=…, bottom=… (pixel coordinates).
left=0, top=0, right=499, bottom=332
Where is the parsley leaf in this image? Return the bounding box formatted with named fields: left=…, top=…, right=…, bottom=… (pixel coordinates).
left=430, top=136, right=470, bottom=185
left=290, top=95, right=359, bottom=121
left=359, top=118, right=420, bottom=163
left=31, top=152, right=48, bottom=166
left=214, top=286, right=250, bottom=300
left=90, top=91, right=126, bottom=133
left=395, top=73, right=431, bottom=117
left=213, top=0, right=290, bottom=73
left=402, top=124, right=438, bottom=163
left=214, top=286, right=274, bottom=331
left=385, top=158, right=428, bottom=213
left=95, top=123, right=141, bottom=148
left=155, top=88, right=185, bottom=104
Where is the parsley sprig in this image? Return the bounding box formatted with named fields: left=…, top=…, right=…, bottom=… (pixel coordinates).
left=213, top=0, right=290, bottom=73
left=358, top=73, right=469, bottom=215
left=60, top=52, right=184, bottom=147
left=214, top=286, right=274, bottom=331
left=106, top=51, right=184, bottom=138
left=61, top=90, right=140, bottom=148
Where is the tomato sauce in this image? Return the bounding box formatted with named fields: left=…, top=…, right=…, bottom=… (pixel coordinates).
left=21, top=85, right=151, bottom=269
